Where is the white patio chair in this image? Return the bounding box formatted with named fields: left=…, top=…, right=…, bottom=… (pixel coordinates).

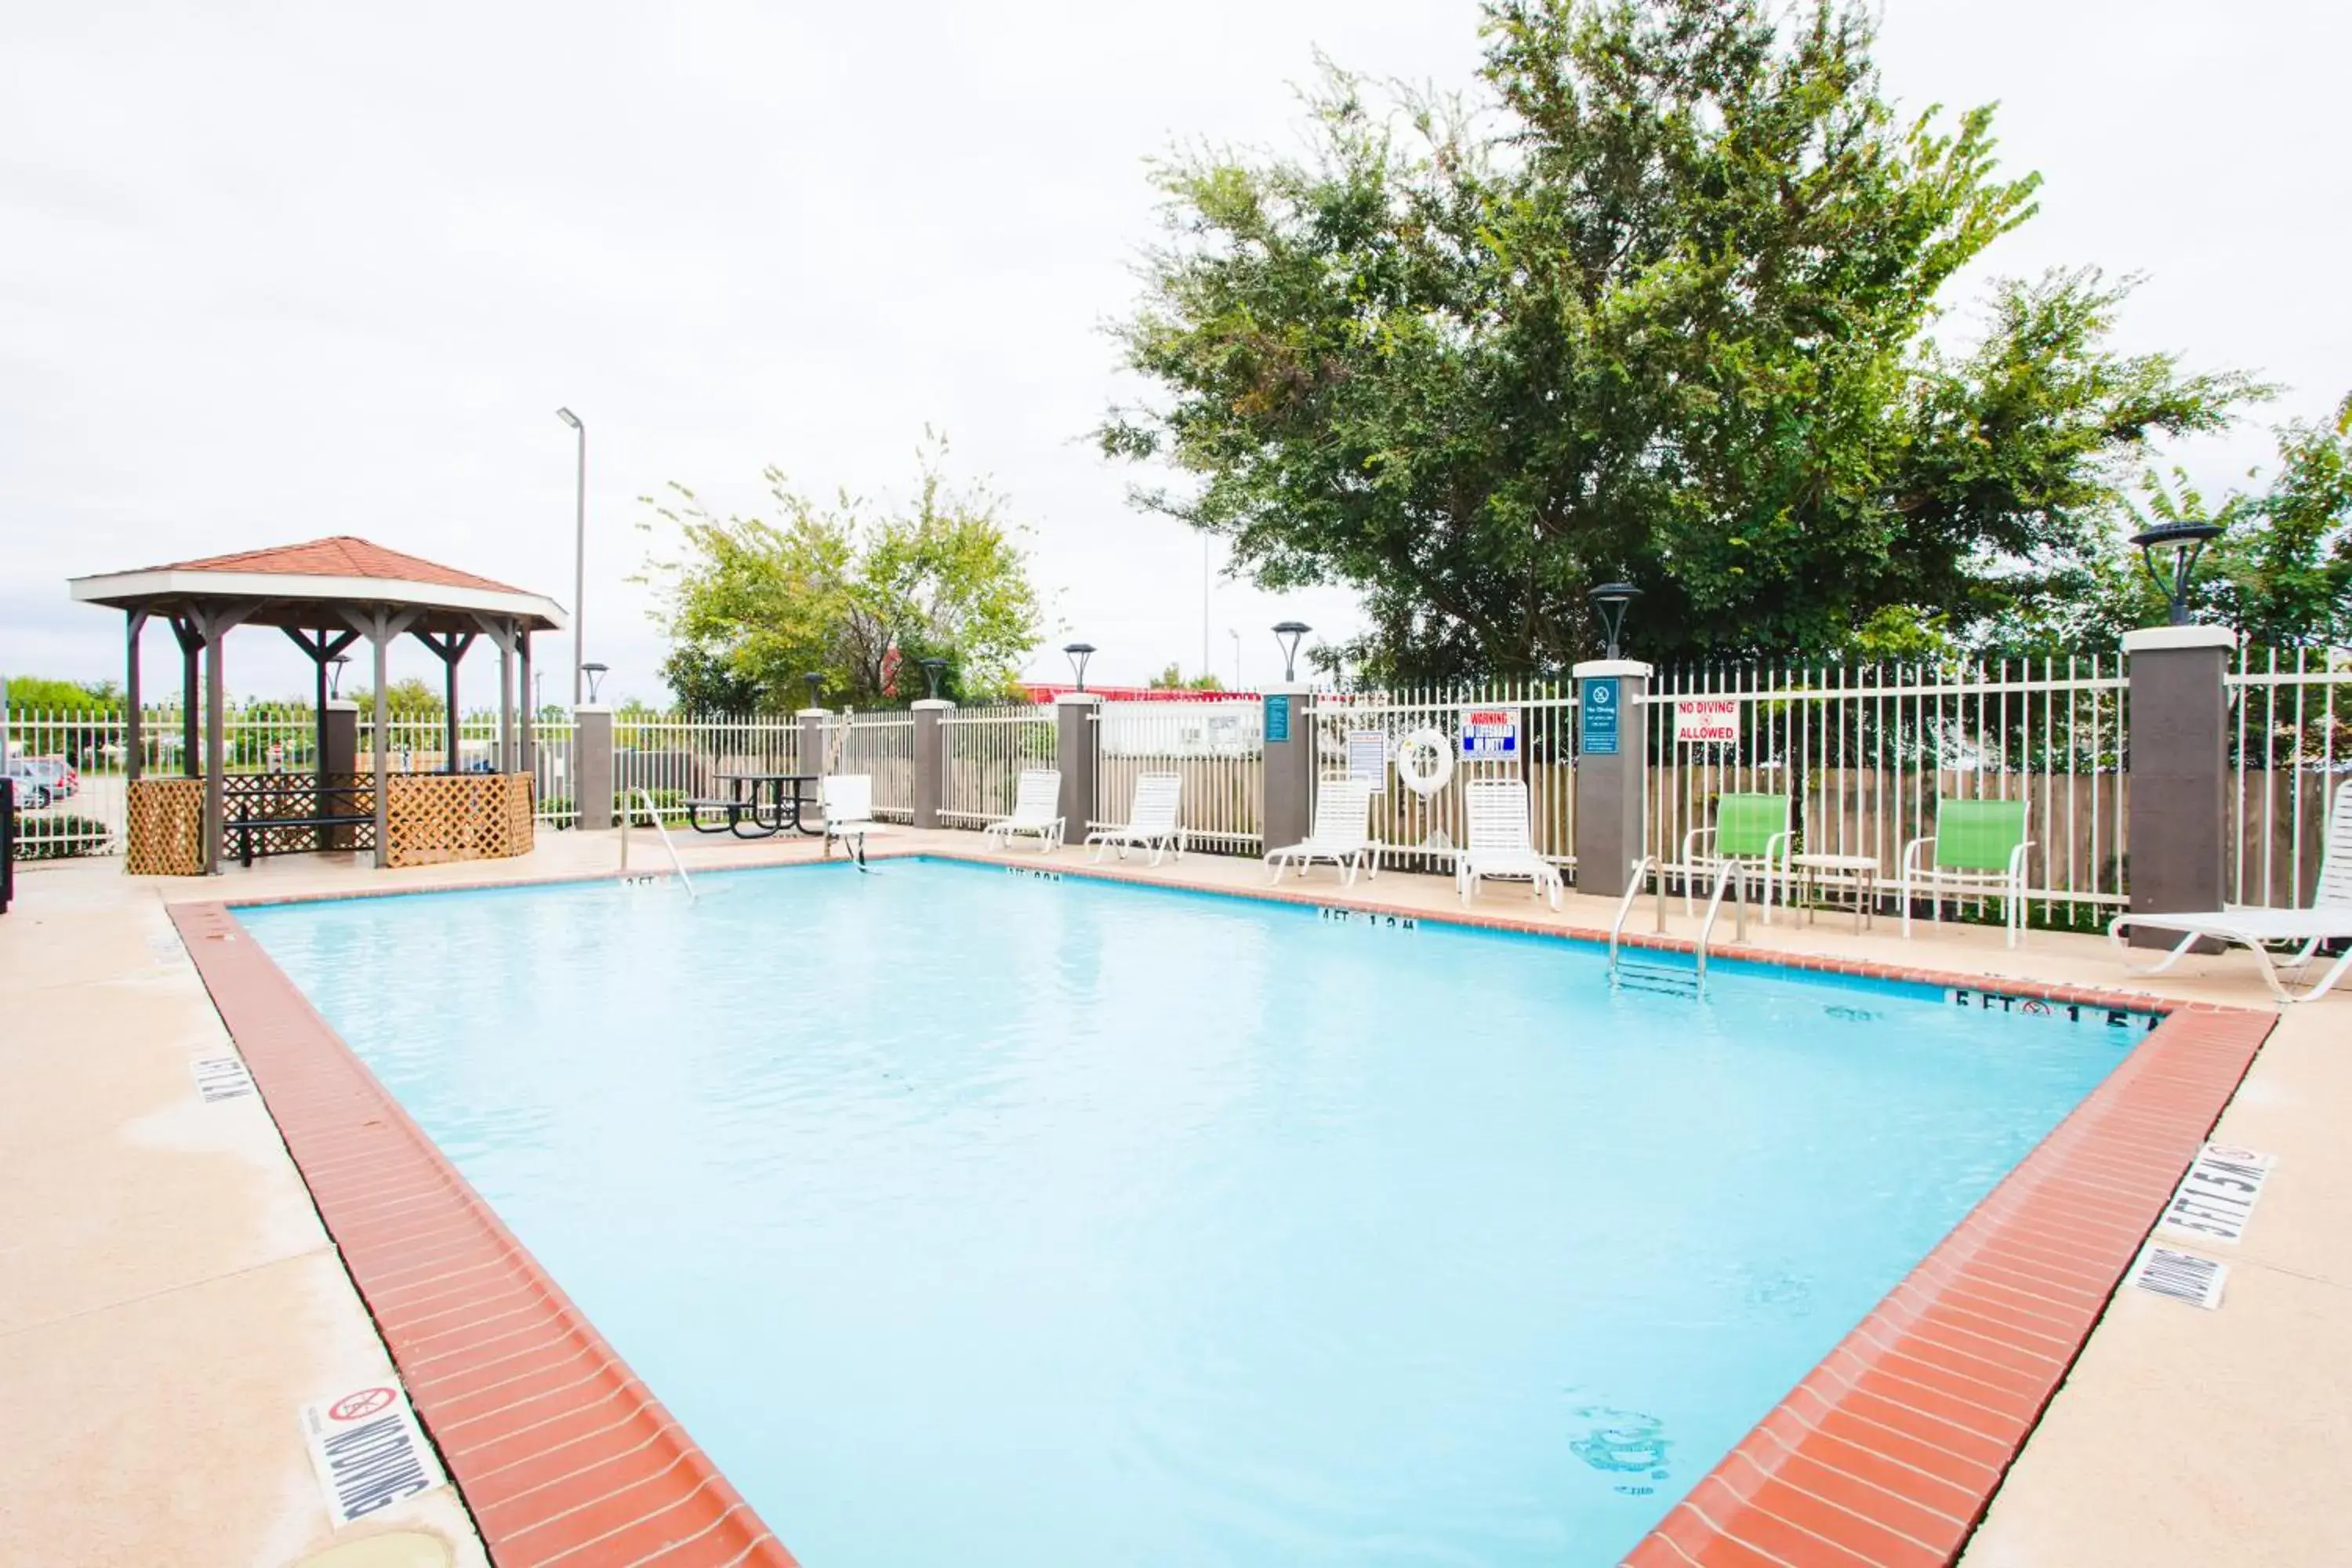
left=820, top=773, right=886, bottom=862
left=2109, top=783, right=2352, bottom=1003
left=1265, top=778, right=1376, bottom=885
left=982, top=768, right=1064, bottom=854
left=1084, top=771, right=1185, bottom=866
left=1457, top=778, right=1563, bottom=909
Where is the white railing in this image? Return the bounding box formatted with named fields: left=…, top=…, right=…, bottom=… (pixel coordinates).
left=1091, top=699, right=1265, bottom=853
left=1308, top=684, right=1577, bottom=875
left=941, top=705, right=1056, bottom=827
left=619, top=789, right=697, bottom=899
left=824, top=712, right=916, bottom=822
left=1647, top=659, right=2129, bottom=926
left=612, top=713, right=798, bottom=823
left=2227, top=647, right=2352, bottom=910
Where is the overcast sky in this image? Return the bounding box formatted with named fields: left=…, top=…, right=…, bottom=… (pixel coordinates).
left=5, top=0, right=2345, bottom=704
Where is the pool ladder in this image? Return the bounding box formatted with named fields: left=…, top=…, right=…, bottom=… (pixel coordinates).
left=619, top=789, right=698, bottom=902
left=1608, top=855, right=1743, bottom=1001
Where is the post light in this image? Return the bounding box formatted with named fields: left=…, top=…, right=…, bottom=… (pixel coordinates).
left=1063, top=641, right=1096, bottom=692
left=328, top=654, right=349, bottom=699
left=1588, top=581, right=1642, bottom=661
left=2130, top=521, right=2225, bottom=627
left=920, top=658, right=948, bottom=699
left=1272, top=620, right=1312, bottom=683
left=581, top=661, right=608, bottom=703
left=804, top=671, right=824, bottom=708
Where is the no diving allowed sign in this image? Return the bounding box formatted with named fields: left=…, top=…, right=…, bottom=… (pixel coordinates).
left=299, top=1381, right=445, bottom=1526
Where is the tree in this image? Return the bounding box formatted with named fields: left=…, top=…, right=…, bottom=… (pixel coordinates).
left=638, top=437, right=1046, bottom=710
left=1146, top=662, right=1225, bottom=691
left=1100, top=0, right=2257, bottom=679
left=1980, top=394, right=2352, bottom=653
left=343, top=678, right=444, bottom=720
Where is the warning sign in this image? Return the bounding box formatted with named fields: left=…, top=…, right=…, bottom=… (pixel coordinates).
left=1460, top=707, right=1520, bottom=759
left=1674, top=700, right=1739, bottom=745
left=299, top=1381, right=444, bottom=1527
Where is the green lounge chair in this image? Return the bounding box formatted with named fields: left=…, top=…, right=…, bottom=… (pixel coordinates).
left=1670, top=791, right=1793, bottom=922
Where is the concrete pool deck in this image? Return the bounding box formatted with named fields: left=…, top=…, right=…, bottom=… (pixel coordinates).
left=2, top=829, right=2343, bottom=1566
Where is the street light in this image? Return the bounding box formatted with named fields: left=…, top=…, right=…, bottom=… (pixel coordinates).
left=556, top=407, right=586, bottom=706
left=804, top=671, right=824, bottom=709
left=581, top=661, right=608, bottom=703
left=328, top=654, right=348, bottom=699
left=1588, top=581, right=1642, bottom=661
left=2130, top=520, right=2225, bottom=627
left=1272, top=620, right=1312, bottom=684
left=920, top=658, right=948, bottom=700
left=1062, top=641, right=1096, bottom=692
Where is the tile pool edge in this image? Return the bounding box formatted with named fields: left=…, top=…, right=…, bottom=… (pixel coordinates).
left=193, top=853, right=2275, bottom=1566
left=168, top=901, right=800, bottom=1568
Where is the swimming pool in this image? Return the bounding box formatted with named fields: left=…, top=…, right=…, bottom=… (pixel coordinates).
left=241, top=858, right=2135, bottom=1566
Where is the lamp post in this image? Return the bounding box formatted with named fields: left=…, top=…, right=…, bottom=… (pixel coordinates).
left=582, top=662, right=608, bottom=704
left=804, top=671, right=824, bottom=708
left=920, top=658, right=948, bottom=700
left=1228, top=627, right=1240, bottom=689
left=2131, top=521, right=2224, bottom=627
left=1062, top=641, right=1096, bottom=693
left=556, top=407, right=586, bottom=705
left=328, top=655, right=348, bottom=699
left=1272, top=620, right=1312, bottom=683
left=1588, top=581, right=1641, bottom=661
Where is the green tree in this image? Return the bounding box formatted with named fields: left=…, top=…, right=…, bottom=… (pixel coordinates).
left=345, top=678, right=445, bottom=719
left=1101, top=0, right=2256, bottom=677
left=2, top=676, right=122, bottom=714
left=1146, top=662, right=1225, bottom=691
left=638, top=437, right=1046, bottom=710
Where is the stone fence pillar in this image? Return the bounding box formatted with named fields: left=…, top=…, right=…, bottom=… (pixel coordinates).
left=575, top=705, right=614, bottom=830
left=912, top=699, right=952, bottom=829
left=1571, top=659, right=1652, bottom=898
left=797, top=706, right=829, bottom=784
left=2123, top=626, right=2234, bottom=946
left=1261, top=684, right=1312, bottom=853
left=1054, top=692, right=1099, bottom=843
left=322, top=699, right=358, bottom=850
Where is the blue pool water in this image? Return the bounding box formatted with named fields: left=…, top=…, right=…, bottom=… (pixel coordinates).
left=242, top=859, right=2129, bottom=1566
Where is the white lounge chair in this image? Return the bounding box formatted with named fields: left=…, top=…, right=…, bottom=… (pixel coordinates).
left=2109, top=784, right=2352, bottom=1004
left=1084, top=771, right=1184, bottom=866
left=982, top=769, right=1064, bottom=854
left=820, top=773, right=886, bottom=863
left=1457, top=779, right=1563, bottom=909
left=1265, top=778, right=1376, bottom=885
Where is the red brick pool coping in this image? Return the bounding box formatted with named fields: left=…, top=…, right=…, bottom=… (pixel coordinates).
left=175, top=852, right=2276, bottom=1567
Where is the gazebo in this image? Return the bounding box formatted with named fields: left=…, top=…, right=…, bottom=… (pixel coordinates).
left=68, top=537, right=567, bottom=875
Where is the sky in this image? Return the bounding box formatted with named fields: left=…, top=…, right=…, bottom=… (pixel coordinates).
left=5, top=0, right=2347, bottom=705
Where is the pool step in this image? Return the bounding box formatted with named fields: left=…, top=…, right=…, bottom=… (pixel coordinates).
left=1613, top=960, right=1701, bottom=1000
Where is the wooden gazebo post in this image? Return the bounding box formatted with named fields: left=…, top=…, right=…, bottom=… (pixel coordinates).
left=123, top=611, right=147, bottom=783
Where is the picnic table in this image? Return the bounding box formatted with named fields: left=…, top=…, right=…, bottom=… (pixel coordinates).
left=686, top=772, right=822, bottom=838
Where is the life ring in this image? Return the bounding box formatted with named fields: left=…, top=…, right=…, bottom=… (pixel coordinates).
left=1396, top=728, right=1455, bottom=798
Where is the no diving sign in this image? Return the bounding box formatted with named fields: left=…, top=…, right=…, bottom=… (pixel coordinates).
left=300, top=1381, right=444, bottom=1526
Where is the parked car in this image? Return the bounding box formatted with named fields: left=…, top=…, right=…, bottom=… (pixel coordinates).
left=17, top=757, right=78, bottom=798
left=0, top=761, right=54, bottom=810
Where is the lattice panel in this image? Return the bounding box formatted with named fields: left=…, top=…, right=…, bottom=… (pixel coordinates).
left=125, top=779, right=206, bottom=876
left=384, top=773, right=534, bottom=868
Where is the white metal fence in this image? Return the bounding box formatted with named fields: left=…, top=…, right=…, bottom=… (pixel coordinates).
left=1091, top=700, right=1265, bottom=853
left=941, top=705, right=1057, bottom=827
left=826, top=712, right=916, bottom=822
left=2228, top=647, right=2351, bottom=910
left=611, top=713, right=799, bottom=823
left=1646, top=659, right=2132, bottom=924
left=1308, top=684, right=1577, bottom=874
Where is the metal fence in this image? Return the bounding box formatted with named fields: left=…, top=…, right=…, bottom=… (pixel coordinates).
left=1308, top=684, right=1577, bottom=875
left=826, top=712, right=916, bottom=822
left=2227, top=647, right=2351, bottom=910
left=941, top=705, right=1057, bottom=827
left=1091, top=700, right=1265, bottom=853
left=610, top=713, right=798, bottom=822
left=1646, top=659, right=2132, bottom=923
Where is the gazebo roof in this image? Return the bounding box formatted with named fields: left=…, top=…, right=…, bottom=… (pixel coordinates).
left=68, top=534, right=567, bottom=633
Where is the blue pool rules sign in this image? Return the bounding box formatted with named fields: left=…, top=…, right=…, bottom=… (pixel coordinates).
left=1581, top=677, right=1621, bottom=756
left=1264, top=693, right=1291, bottom=742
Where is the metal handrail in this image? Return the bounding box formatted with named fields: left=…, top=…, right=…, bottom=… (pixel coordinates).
left=1607, top=855, right=1666, bottom=978
left=619, top=789, right=697, bottom=902
left=1693, top=859, right=1748, bottom=996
